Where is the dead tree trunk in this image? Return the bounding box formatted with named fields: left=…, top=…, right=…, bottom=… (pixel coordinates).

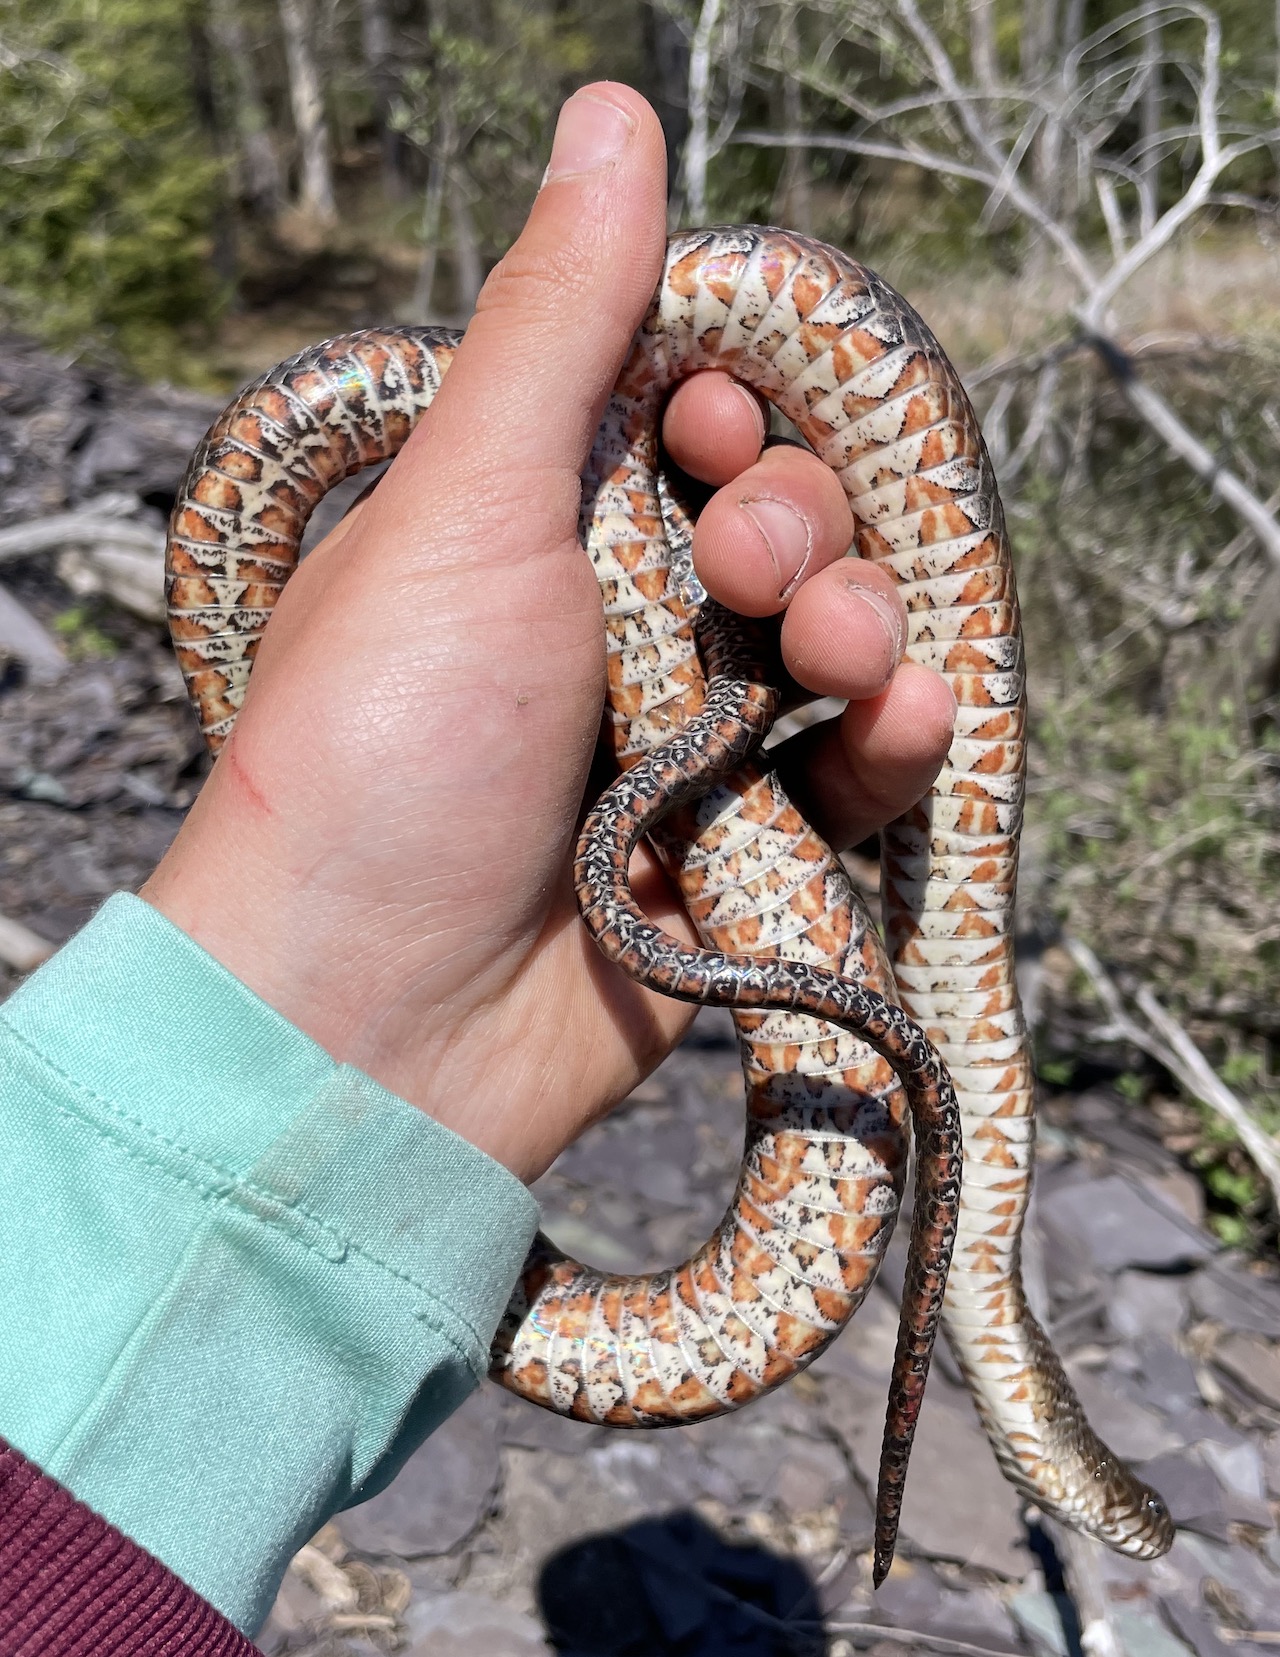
left=211, top=0, right=285, bottom=216
left=447, top=168, right=484, bottom=317
left=681, top=0, right=724, bottom=224
left=772, top=6, right=812, bottom=232
left=358, top=0, right=407, bottom=199
left=277, top=0, right=337, bottom=224
left=643, top=3, right=690, bottom=210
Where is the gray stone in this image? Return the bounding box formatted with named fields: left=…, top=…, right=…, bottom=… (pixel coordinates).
left=1112, top=1611, right=1195, bottom=1657
left=400, top=1589, right=550, bottom=1656
left=698, top=1419, right=789, bottom=1504
left=1109, top=1273, right=1193, bottom=1345
left=1130, top=1341, right=1200, bottom=1417
left=1262, top=1432, right=1280, bottom=1499
left=339, top=1388, right=502, bottom=1558
left=1009, top=1588, right=1071, bottom=1657
left=1201, top=1440, right=1266, bottom=1503
left=1161, top=1601, right=1240, bottom=1657
left=815, top=1283, right=1032, bottom=1573
left=534, top=1212, right=649, bottom=1274
left=1161, top=1401, right=1253, bottom=1452
left=1039, top=1173, right=1215, bottom=1274
left=1190, top=1261, right=1280, bottom=1338
left=587, top=1434, right=741, bottom=1510
left=811, top=1283, right=902, bottom=1386
left=1213, top=1334, right=1280, bottom=1411
left=771, top=1432, right=854, bottom=1518
left=840, top=1371, right=1028, bottom=1576
left=495, top=1388, right=607, bottom=1453
left=1135, top=1449, right=1228, bottom=1538
left=1139, top=1168, right=1207, bottom=1230
left=867, top=1560, right=1023, bottom=1650
left=1199, top=1439, right=1274, bottom=1528
left=1174, top=1533, right=1280, bottom=1628
left=1066, top=1363, right=1183, bottom=1461
left=484, top=1445, right=636, bottom=1570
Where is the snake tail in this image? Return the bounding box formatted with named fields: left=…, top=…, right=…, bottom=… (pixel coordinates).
left=569, top=669, right=962, bottom=1580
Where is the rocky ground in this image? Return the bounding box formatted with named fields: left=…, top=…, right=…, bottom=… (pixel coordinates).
left=1, top=339, right=1278, bottom=1657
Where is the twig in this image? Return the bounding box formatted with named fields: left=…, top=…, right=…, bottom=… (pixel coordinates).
left=823, top=1621, right=1022, bottom=1657
left=0, top=512, right=162, bottom=566
left=1084, top=335, right=1280, bottom=572
left=0, top=582, right=65, bottom=681
left=624, top=1533, right=1017, bottom=1657
left=1123, top=816, right=1230, bottom=881
left=56, top=543, right=166, bottom=624
left=1065, top=936, right=1280, bottom=1212
left=1135, top=984, right=1280, bottom=1207
left=0, top=914, right=56, bottom=974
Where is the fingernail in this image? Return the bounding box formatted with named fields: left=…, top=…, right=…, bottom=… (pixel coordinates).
left=731, top=383, right=767, bottom=449
left=845, top=581, right=907, bottom=670
left=740, top=498, right=811, bottom=598
left=542, top=90, right=634, bottom=185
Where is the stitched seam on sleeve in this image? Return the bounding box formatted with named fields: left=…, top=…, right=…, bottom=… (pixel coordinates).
left=0, top=1014, right=499, bottom=1376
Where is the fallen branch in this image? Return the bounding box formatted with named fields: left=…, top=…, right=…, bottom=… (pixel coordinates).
left=1083, top=333, right=1280, bottom=573
left=57, top=543, right=166, bottom=624
left=0, top=511, right=163, bottom=565
left=0, top=506, right=166, bottom=623
left=0, top=582, right=65, bottom=681
left=1065, top=936, right=1280, bottom=1214
left=0, top=913, right=56, bottom=974
left=822, top=1621, right=1021, bottom=1657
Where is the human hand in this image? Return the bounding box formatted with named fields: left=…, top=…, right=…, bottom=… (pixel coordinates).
left=142, top=83, right=956, bottom=1183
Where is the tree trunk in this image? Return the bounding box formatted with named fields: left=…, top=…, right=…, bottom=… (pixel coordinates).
left=643, top=2, right=690, bottom=209
left=1137, top=3, right=1163, bottom=236
left=411, top=151, right=447, bottom=318
left=772, top=5, right=812, bottom=232
left=187, top=12, right=238, bottom=286
left=278, top=0, right=337, bottom=223
left=358, top=0, right=407, bottom=199
left=682, top=0, right=724, bottom=224
left=969, top=0, right=998, bottom=92
left=447, top=167, right=484, bottom=317
left=210, top=0, right=285, bottom=216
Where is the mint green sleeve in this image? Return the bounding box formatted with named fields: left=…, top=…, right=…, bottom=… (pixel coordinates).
left=0, top=892, right=541, bottom=1636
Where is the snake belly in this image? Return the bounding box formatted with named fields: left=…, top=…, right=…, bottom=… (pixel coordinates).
left=165, top=225, right=1172, bottom=1573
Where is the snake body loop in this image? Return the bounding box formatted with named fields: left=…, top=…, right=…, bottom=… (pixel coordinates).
left=166, top=226, right=1174, bottom=1578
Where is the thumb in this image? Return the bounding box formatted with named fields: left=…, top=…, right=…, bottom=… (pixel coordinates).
left=369, top=84, right=669, bottom=553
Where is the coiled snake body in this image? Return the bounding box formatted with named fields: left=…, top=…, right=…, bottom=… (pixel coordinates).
left=166, top=227, right=1173, bottom=1578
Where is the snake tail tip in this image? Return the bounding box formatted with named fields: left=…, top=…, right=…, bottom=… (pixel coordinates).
left=871, top=1547, right=893, bottom=1590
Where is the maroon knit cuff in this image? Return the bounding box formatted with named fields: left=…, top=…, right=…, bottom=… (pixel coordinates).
left=0, top=1436, right=260, bottom=1656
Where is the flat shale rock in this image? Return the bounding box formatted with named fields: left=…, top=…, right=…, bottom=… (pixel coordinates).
left=1190, top=1260, right=1280, bottom=1339
left=1212, top=1333, right=1280, bottom=1411
left=399, top=1589, right=550, bottom=1656
left=1039, top=1171, right=1216, bottom=1274
left=868, top=1558, right=1024, bottom=1650
left=338, top=1389, right=503, bottom=1558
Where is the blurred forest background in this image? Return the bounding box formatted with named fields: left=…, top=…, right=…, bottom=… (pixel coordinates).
left=0, top=0, right=1278, bottom=1244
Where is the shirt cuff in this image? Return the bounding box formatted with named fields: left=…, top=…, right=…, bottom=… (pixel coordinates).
left=0, top=892, right=541, bottom=1632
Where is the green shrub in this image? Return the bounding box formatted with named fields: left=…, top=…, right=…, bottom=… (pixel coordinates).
left=0, top=0, right=225, bottom=374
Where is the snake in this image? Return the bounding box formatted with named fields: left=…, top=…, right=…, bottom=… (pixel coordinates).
left=164, top=225, right=1174, bottom=1579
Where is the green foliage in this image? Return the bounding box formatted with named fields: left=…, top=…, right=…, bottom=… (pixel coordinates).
left=51, top=606, right=118, bottom=660
left=388, top=2, right=601, bottom=266
left=0, top=0, right=224, bottom=374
